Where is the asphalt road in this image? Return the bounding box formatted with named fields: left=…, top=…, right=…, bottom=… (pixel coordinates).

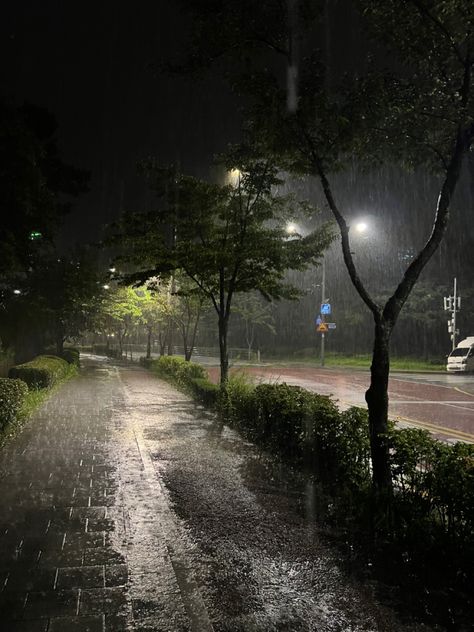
left=204, top=363, right=474, bottom=444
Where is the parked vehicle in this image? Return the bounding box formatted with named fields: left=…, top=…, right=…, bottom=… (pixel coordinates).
left=446, top=337, right=474, bottom=372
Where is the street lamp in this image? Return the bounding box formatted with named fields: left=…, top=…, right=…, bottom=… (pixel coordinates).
left=229, top=168, right=241, bottom=187
left=355, top=221, right=368, bottom=233
left=286, top=221, right=299, bottom=235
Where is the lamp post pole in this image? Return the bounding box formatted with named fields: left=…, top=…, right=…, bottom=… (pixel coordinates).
left=320, top=256, right=326, bottom=367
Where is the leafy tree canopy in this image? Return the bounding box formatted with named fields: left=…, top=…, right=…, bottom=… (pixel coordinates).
left=0, top=101, right=89, bottom=280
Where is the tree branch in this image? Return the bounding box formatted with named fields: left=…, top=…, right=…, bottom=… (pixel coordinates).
left=409, top=0, right=465, bottom=66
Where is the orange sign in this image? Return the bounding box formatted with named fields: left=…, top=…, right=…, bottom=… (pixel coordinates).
left=317, top=322, right=328, bottom=332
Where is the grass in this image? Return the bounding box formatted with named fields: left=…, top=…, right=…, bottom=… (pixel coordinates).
left=0, top=364, right=78, bottom=448
left=263, top=353, right=445, bottom=372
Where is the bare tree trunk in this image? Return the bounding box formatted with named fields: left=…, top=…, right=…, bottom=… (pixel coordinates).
left=365, top=320, right=393, bottom=493
left=146, top=327, right=152, bottom=359
left=218, top=313, right=229, bottom=384
left=184, top=301, right=202, bottom=362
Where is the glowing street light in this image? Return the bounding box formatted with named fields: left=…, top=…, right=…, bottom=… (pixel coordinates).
left=13, top=289, right=21, bottom=295
left=286, top=221, right=299, bottom=235
left=354, top=221, right=368, bottom=234
left=103, top=284, right=110, bottom=290
left=229, top=168, right=241, bottom=187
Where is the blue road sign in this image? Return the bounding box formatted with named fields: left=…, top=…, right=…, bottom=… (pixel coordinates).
left=315, top=316, right=322, bottom=325
left=321, top=303, right=331, bottom=315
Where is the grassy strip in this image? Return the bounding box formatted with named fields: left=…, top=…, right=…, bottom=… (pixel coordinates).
left=262, top=354, right=445, bottom=371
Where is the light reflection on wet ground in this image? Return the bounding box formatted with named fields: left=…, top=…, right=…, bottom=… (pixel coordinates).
left=120, top=363, right=429, bottom=632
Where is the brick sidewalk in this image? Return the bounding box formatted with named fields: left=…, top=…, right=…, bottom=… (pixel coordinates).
left=0, top=357, right=201, bottom=632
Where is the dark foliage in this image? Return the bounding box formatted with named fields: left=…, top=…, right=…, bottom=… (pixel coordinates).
left=0, top=377, right=28, bottom=430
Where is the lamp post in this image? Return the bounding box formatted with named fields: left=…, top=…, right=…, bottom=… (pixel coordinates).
left=320, top=255, right=326, bottom=367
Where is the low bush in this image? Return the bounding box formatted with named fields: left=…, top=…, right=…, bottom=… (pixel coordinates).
left=0, top=377, right=28, bottom=430
left=389, top=427, right=474, bottom=544
left=149, top=356, right=207, bottom=387
left=219, top=380, right=371, bottom=490
left=9, top=355, right=71, bottom=389
left=217, top=372, right=256, bottom=427
left=61, top=348, right=80, bottom=366
left=139, top=356, right=155, bottom=368
left=189, top=377, right=220, bottom=407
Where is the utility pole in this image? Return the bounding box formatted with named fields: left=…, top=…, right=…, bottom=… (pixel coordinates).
left=444, top=277, right=461, bottom=350
left=320, top=257, right=326, bottom=367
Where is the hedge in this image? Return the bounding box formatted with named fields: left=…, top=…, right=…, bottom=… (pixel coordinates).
left=0, top=377, right=28, bottom=430
left=8, top=355, right=71, bottom=389
left=61, top=348, right=80, bottom=366
left=147, top=356, right=207, bottom=388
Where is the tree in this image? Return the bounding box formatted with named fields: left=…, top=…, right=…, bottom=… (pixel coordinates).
left=0, top=101, right=89, bottom=282
left=233, top=292, right=276, bottom=360
left=137, top=282, right=171, bottom=359
left=0, top=253, right=105, bottom=358
left=100, top=286, right=143, bottom=357
left=112, top=157, right=333, bottom=383
left=175, top=0, right=474, bottom=493
left=169, top=274, right=208, bottom=361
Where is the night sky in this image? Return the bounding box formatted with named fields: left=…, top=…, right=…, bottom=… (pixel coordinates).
left=1, top=1, right=240, bottom=245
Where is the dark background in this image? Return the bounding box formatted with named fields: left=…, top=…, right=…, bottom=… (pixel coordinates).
left=0, top=0, right=240, bottom=244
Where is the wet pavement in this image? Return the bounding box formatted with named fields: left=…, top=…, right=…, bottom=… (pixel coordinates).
left=0, top=356, right=431, bottom=631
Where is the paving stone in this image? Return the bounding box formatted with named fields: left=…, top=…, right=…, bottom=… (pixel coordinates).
left=79, top=586, right=130, bottom=616
left=23, top=589, right=79, bottom=619
left=104, top=614, right=135, bottom=631
left=105, top=564, right=128, bottom=587
left=131, top=593, right=190, bottom=631
left=71, top=507, right=107, bottom=522
left=38, top=546, right=84, bottom=568
left=48, top=614, right=104, bottom=631
left=4, top=567, right=57, bottom=593
left=57, top=566, right=105, bottom=590
left=0, top=591, right=27, bottom=620
left=5, top=620, right=49, bottom=632
left=83, top=547, right=125, bottom=566
left=65, top=532, right=105, bottom=549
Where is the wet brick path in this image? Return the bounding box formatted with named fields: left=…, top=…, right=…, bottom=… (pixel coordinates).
left=0, top=358, right=203, bottom=632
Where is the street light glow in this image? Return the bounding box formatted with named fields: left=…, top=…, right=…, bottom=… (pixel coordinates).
left=355, top=222, right=368, bottom=233
left=13, top=289, right=21, bottom=295
left=229, top=168, right=241, bottom=186
left=103, top=284, right=110, bottom=290
left=286, top=222, right=298, bottom=235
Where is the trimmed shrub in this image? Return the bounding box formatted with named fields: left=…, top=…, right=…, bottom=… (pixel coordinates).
left=139, top=356, right=155, bottom=369
left=388, top=427, right=474, bottom=544
left=61, top=348, right=80, bottom=366
left=0, top=378, right=28, bottom=430
left=9, top=355, right=70, bottom=389
left=189, top=377, right=220, bottom=407
left=308, top=404, right=371, bottom=489
left=251, top=383, right=316, bottom=457
left=218, top=373, right=256, bottom=427
left=150, top=356, right=207, bottom=387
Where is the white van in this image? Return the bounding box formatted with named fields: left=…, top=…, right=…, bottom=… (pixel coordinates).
left=446, top=337, right=474, bottom=372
